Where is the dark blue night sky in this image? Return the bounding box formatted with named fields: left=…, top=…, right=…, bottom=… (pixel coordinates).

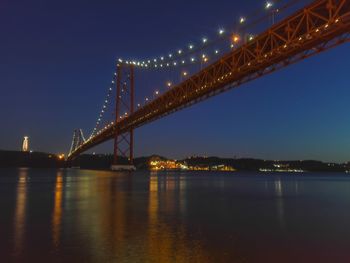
left=1, top=0, right=349, bottom=162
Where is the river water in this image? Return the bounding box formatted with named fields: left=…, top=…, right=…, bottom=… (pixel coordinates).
left=1, top=168, right=350, bottom=262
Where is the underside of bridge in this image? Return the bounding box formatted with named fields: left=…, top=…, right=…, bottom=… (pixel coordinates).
left=67, top=0, right=350, bottom=162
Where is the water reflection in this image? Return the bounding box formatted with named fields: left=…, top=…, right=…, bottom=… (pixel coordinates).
left=5, top=169, right=350, bottom=262
left=147, top=174, right=208, bottom=262
left=13, top=168, right=28, bottom=256
left=295, top=181, right=299, bottom=195
left=64, top=171, right=130, bottom=262
left=49, top=171, right=209, bottom=262
left=274, top=178, right=285, bottom=229
left=52, top=170, right=63, bottom=248
left=148, top=175, right=158, bottom=224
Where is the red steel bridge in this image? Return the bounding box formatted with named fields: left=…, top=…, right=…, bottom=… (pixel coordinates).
left=67, top=0, right=350, bottom=164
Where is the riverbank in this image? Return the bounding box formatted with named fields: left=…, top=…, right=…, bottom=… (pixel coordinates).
left=1, top=151, right=349, bottom=173
left=70, top=154, right=349, bottom=173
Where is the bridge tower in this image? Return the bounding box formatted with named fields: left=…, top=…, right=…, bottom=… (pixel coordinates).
left=112, top=63, right=135, bottom=170
left=68, top=129, right=86, bottom=157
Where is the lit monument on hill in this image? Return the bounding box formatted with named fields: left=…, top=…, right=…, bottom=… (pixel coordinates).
left=22, top=136, right=29, bottom=152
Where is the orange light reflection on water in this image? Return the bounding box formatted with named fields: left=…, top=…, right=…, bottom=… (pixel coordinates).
left=13, top=168, right=28, bottom=256
left=147, top=174, right=209, bottom=262
left=52, top=171, right=63, bottom=248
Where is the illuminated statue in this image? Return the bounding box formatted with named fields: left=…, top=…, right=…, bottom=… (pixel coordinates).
left=22, top=136, right=29, bottom=152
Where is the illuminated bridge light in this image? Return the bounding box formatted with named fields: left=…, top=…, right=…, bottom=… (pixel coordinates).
left=233, top=34, right=240, bottom=43
left=265, top=1, right=273, bottom=9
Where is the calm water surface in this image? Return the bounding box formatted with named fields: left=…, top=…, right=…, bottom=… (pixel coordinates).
left=1, top=168, right=350, bottom=262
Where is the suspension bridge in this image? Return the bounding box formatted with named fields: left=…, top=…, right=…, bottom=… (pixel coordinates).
left=67, top=0, right=350, bottom=169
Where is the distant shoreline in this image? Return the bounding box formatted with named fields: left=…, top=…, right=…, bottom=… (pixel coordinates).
left=0, top=150, right=65, bottom=168
left=1, top=150, right=349, bottom=173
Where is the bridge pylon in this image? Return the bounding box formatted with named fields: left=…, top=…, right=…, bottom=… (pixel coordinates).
left=68, top=129, right=86, bottom=157
left=112, top=63, right=135, bottom=170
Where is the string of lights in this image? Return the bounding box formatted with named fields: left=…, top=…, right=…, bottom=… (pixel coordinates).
left=129, top=0, right=311, bottom=112
left=89, top=74, right=116, bottom=139
left=88, top=0, right=309, bottom=141
left=115, top=0, right=300, bottom=70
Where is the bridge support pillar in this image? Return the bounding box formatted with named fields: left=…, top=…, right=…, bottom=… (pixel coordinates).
left=113, top=63, right=135, bottom=169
